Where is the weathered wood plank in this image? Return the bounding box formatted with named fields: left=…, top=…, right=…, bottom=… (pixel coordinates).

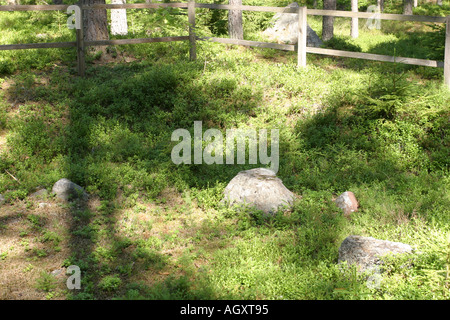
left=76, top=9, right=85, bottom=77
left=444, top=16, right=450, bottom=88
left=298, top=6, right=307, bottom=68
left=0, top=5, right=70, bottom=11
left=306, top=47, right=444, bottom=67
left=0, top=42, right=76, bottom=50
left=81, top=3, right=188, bottom=10
left=0, top=3, right=188, bottom=10
left=194, top=3, right=298, bottom=13
left=350, top=0, right=358, bottom=38
left=84, top=36, right=189, bottom=47
left=308, top=9, right=447, bottom=23
left=198, top=38, right=444, bottom=69
left=200, top=37, right=296, bottom=51
left=188, top=0, right=196, bottom=61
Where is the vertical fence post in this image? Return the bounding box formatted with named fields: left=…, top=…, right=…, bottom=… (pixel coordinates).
left=76, top=7, right=85, bottom=77
left=351, top=0, right=359, bottom=38
left=188, top=0, right=197, bottom=61
left=444, top=15, right=450, bottom=89
left=297, top=6, right=307, bottom=68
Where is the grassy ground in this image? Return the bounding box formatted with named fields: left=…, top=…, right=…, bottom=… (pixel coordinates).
left=0, top=0, right=449, bottom=300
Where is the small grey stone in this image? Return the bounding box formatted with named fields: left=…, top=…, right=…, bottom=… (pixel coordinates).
left=221, top=168, right=295, bottom=215
left=50, top=268, right=64, bottom=277
left=335, top=191, right=359, bottom=216
left=263, top=2, right=323, bottom=47
left=52, top=178, right=88, bottom=201
left=338, top=235, right=413, bottom=272
left=0, top=194, right=5, bottom=205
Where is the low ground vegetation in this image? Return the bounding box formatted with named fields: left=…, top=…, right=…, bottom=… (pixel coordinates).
left=0, top=0, right=449, bottom=300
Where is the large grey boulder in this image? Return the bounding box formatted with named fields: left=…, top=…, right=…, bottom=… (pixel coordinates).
left=52, top=178, right=88, bottom=201
left=221, top=168, right=295, bottom=215
left=338, top=235, right=413, bottom=272
left=263, top=2, right=323, bottom=47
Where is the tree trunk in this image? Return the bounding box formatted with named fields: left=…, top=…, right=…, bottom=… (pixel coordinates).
left=403, top=0, right=413, bottom=15
left=82, top=0, right=110, bottom=55
left=437, top=0, right=442, bottom=6
left=351, top=0, right=358, bottom=38
left=414, top=0, right=418, bottom=7
left=111, top=0, right=128, bottom=36
left=377, top=0, right=384, bottom=12
left=228, top=0, right=243, bottom=40
left=322, top=0, right=336, bottom=42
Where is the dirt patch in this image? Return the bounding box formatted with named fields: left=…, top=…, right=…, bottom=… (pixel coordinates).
left=0, top=129, right=8, bottom=152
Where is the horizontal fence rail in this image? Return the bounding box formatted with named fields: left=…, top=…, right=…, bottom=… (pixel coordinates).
left=0, top=3, right=188, bottom=10
left=0, top=4, right=70, bottom=10
left=84, top=36, right=189, bottom=47
left=307, top=9, right=447, bottom=22
left=195, top=3, right=298, bottom=13
left=0, top=41, right=77, bottom=50
left=199, top=36, right=296, bottom=51
left=306, top=47, right=445, bottom=68
left=0, top=2, right=449, bottom=87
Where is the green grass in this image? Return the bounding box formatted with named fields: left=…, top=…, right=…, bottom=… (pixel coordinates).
left=0, top=0, right=449, bottom=301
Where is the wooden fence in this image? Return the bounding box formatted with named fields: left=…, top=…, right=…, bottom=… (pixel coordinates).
left=0, top=2, right=449, bottom=87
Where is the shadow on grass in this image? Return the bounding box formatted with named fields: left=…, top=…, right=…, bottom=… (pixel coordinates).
left=366, top=30, right=445, bottom=61
left=44, top=59, right=270, bottom=299
left=2, top=39, right=448, bottom=299
left=286, top=70, right=449, bottom=224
